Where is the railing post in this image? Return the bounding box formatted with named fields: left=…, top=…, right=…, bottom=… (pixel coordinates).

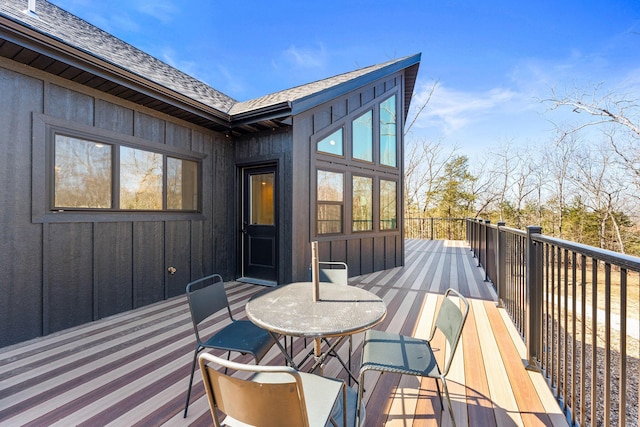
left=483, top=220, right=490, bottom=281
left=430, top=217, right=434, bottom=240
left=525, top=225, right=543, bottom=371
left=496, top=221, right=506, bottom=307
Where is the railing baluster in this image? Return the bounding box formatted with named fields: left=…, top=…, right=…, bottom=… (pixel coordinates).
left=563, top=248, right=569, bottom=412
left=571, top=250, right=577, bottom=426
left=591, top=258, right=598, bottom=425
left=580, top=254, right=586, bottom=427
left=604, top=263, right=611, bottom=427
left=619, top=268, right=627, bottom=427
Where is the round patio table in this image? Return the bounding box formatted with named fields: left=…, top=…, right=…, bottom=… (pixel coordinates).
left=245, top=281, right=386, bottom=375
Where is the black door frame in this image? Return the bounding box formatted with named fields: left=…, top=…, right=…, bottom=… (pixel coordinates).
left=238, top=163, right=278, bottom=286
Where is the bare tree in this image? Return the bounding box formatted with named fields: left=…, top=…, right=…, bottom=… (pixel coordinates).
left=543, top=131, right=579, bottom=238
left=404, top=137, right=458, bottom=216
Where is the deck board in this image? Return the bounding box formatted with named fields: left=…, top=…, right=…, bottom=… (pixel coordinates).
left=0, top=240, right=566, bottom=427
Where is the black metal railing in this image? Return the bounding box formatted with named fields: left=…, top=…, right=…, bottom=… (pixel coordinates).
left=404, top=217, right=466, bottom=240
left=467, top=218, right=639, bottom=427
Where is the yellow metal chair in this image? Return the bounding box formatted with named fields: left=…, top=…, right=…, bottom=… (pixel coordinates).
left=198, top=352, right=359, bottom=427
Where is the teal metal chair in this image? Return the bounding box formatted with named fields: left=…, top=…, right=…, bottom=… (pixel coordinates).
left=357, top=288, right=469, bottom=426
left=307, top=261, right=356, bottom=383
left=183, top=274, right=276, bottom=418
left=198, top=351, right=359, bottom=427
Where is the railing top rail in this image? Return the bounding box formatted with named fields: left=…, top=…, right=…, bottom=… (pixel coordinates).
left=497, top=224, right=526, bottom=237
left=466, top=218, right=527, bottom=237
left=533, top=233, right=640, bottom=272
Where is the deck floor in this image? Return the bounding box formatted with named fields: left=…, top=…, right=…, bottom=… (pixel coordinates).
left=0, top=240, right=568, bottom=426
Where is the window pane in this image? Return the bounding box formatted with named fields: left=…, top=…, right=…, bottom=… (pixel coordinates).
left=353, top=111, right=373, bottom=162
left=380, top=95, right=397, bottom=167
left=352, top=176, right=372, bottom=231
left=317, top=170, right=343, bottom=201
left=120, top=146, right=162, bottom=210
left=167, top=157, right=198, bottom=210
left=317, top=128, right=343, bottom=156
left=380, top=179, right=397, bottom=230
left=318, top=204, right=342, bottom=234
left=250, top=172, right=275, bottom=225
left=54, top=135, right=112, bottom=208
left=317, top=170, right=343, bottom=234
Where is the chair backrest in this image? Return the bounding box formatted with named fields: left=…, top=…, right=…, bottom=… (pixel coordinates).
left=186, top=274, right=231, bottom=344
left=431, top=288, right=469, bottom=376
left=199, top=352, right=310, bottom=427
left=309, top=261, right=349, bottom=285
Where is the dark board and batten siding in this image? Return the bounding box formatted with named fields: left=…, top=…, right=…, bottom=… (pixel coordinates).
left=234, top=129, right=293, bottom=284
left=0, top=58, right=232, bottom=347
left=290, top=72, right=406, bottom=281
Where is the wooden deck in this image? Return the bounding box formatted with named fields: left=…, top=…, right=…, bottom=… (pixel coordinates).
left=0, top=239, right=568, bottom=426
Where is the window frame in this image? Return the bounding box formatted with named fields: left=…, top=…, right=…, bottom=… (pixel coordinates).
left=352, top=174, right=373, bottom=232
left=379, top=178, right=398, bottom=230
left=33, top=113, right=206, bottom=223
left=310, top=87, right=402, bottom=238
left=379, top=94, right=398, bottom=168
left=316, top=168, right=345, bottom=235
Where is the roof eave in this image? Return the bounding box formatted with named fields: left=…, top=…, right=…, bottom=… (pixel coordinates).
left=0, top=15, right=232, bottom=127
left=291, top=53, right=422, bottom=116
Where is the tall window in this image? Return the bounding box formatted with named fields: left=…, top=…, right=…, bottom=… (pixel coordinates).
left=317, top=128, right=343, bottom=156
left=352, top=111, right=373, bottom=162
left=380, top=95, right=397, bottom=167
left=53, top=133, right=199, bottom=211
left=352, top=176, right=372, bottom=231
left=380, top=179, right=397, bottom=230
left=317, top=170, right=343, bottom=234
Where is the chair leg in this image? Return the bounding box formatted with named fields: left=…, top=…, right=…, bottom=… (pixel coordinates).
left=348, top=336, right=353, bottom=386
left=441, top=377, right=456, bottom=427
left=356, top=370, right=366, bottom=427
left=435, top=376, right=444, bottom=410
left=183, top=347, right=201, bottom=418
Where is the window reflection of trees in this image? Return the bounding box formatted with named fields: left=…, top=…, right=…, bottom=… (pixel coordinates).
left=353, top=111, right=373, bottom=162
left=380, top=95, right=397, bottom=167
left=54, top=135, right=112, bottom=208
left=353, top=176, right=372, bottom=231
left=120, top=146, right=162, bottom=210
left=167, top=157, right=197, bottom=210
left=317, top=170, right=343, bottom=234
left=380, top=179, right=397, bottom=230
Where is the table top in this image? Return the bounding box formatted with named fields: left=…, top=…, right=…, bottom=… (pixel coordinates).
left=245, top=282, right=386, bottom=338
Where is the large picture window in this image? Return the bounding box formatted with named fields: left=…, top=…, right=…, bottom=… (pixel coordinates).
left=52, top=133, right=199, bottom=212
left=312, top=88, right=401, bottom=237
left=380, top=179, right=397, bottom=230
left=317, top=170, right=343, bottom=234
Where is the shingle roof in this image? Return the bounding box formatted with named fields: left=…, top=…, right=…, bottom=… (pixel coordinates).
left=0, top=0, right=420, bottom=129
left=0, top=0, right=236, bottom=113
left=230, top=58, right=406, bottom=116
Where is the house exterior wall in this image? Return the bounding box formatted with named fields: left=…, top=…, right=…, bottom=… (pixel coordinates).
left=290, top=72, right=407, bottom=281
left=0, top=58, right=234, bottom=347
left=234, top=128, right=294, bottom=284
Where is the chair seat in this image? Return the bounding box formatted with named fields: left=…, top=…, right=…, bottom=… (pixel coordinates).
left=203, top=320, right=274, bottom=362
left=361, top=329, right=440, bottom=378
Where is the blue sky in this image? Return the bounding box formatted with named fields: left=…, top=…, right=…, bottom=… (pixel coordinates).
left=51, top=0, right=640, bottom=155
